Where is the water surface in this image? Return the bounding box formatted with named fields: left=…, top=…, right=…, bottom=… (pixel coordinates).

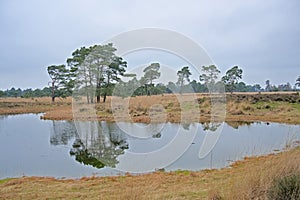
left=0, top=114, right=299, bottom=178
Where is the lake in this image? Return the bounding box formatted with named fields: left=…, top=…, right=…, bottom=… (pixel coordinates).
left=0, top=114, right=299, bottom=179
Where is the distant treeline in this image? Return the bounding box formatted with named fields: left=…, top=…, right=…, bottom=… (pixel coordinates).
left=1, top=43, right=299, bottom=100
left=0, top=87, right=52, bottom=98
left=0, top=80, right=298, bottom=99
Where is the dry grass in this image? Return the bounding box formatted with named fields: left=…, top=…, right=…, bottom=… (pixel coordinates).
left=1, top=92, right=300, bottom=124
left=0, top=97, right=72, bottom=120
left=0, top=147, right=299, bottom=199
left=223, top=147, right=300, bottom=199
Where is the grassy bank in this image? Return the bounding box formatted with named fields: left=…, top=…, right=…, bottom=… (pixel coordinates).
left=1, top=147, right=299, bottom=199
left=1, top=92, right=300, bottom=124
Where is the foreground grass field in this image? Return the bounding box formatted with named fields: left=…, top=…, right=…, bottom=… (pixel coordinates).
left=1, top=92, right=300, bottom=124
left=0, top=147, right=299, bottom=199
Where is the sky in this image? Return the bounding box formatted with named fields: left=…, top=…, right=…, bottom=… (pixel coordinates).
left=0, top=0, right=299, bottom=90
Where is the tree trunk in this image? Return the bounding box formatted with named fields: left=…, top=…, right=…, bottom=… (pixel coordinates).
left=103, top=79, right=110, bottom=103
left=96, top=66, right=103, bottom=104
left=86, top=95, right=90, bottom=104
left=103, top=93, right=107, bottom=103
left=96, top=82, right=101, bottom=103
left=96, top=86, right=100, bottom=103
left=145, top=84, right=150, bottom=96
left=51, top=82, right=55, bottom=102
left=90, top=96, right=94, bottom=103
left=103, top=86, right=109, bottom=103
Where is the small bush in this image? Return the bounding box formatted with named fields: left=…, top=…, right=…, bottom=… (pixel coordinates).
left=242, top=105, right=253, bottom=111
left=168, top=102, right=174, bottom=107
left=265, top=105, right=271, bottom=109
left=275, top=98, right=283, bottom=101
left=267, top=173, right=300, bottom=200
left=106, top=108, right=112, bottom=114
left=197, top=98, right=205, bottom=104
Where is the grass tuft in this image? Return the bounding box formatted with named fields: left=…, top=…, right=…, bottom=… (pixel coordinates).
left=267, top=173, right=300, bottom=200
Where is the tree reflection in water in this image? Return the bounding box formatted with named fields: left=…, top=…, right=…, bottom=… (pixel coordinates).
left=201, top=121, right=254, bottom=131
left=0, top=115, right=9, bottom=132
left=226, top=121, right=254, bottom=129
left=50, top=121, right=76, bottom=145
left=50, top=121, right=128, bottom=169
left=201, top=122, right=221, bottom=132
left=70, top=139, right=105, bottom=168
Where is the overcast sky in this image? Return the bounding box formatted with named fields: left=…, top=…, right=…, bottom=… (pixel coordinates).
left=0, top=0, right=299, bottom=90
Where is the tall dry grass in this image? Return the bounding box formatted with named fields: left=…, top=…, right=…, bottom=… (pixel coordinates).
left=223, top=147, right=300, bottom=199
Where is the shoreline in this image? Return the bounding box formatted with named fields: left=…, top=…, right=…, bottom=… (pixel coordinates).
left=1, top=112, right=299, bottom=127
left=1, top=146, right=299, bottom=199
left=1, top=144, right=297, bottom=181
left=1, top=92, right=300, bottom=124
